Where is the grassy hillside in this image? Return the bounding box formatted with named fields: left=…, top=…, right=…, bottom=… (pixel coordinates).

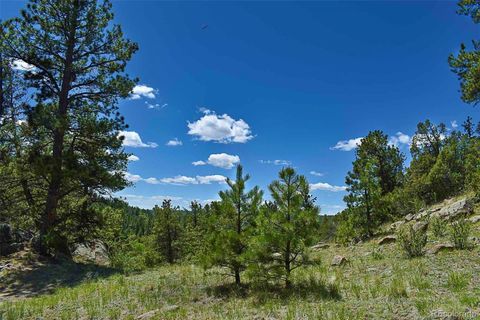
left=1, top=218, right=480, bottom=320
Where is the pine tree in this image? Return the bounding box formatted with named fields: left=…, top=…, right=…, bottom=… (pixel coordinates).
left=153, top=200, right=182, bottom=264
left=250, top=167, right=319, bottom=289
left=344, top=131, right=404, bottom=236
left=449, top=0, right=480, bottom=105
left=1, top=0, right=138, bottom=253
left=203, top=165, right=262, bottom=285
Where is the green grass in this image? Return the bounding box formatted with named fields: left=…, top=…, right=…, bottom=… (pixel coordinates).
left=4, top=194, right=480, bottom=320
left=1, top=226, right=480, bottom=319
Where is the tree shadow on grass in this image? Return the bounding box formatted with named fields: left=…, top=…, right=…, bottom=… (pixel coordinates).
left=0, top=257, right=119, bottom=301
left=206, top=277, right=342, bottom=303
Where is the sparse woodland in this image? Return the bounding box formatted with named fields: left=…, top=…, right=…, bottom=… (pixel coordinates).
left=1, top=0, right=480, bottom=319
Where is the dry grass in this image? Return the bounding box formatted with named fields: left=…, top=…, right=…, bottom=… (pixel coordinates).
left=1, top=220, right=480, bottom=319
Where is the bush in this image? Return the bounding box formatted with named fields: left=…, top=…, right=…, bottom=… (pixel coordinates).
left=429, top=216, right=447, bottom=238
left=397, top=224, right=427, bottom=258
left=450, top=219, right=472, bottom=250
left=110, top=235, right=160, bottom=273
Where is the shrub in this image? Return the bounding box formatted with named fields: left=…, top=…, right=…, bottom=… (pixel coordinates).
left=429, top=216, right=447, bottom=238
left=450, top=219, right=472, bottom=250
left=110, top=235, right=160, bottom=273
left=397, top=224, right=427, bottom=258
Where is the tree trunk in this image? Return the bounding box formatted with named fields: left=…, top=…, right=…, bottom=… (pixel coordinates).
left=41, top=1, right=79, bottom=252
left=285, top=240, right=291, bottom=289
left=0, top=53, right=4, bottom=118
left=234, top=203, right=242, bottom=285
left=365, top=189, right=372, bottom=237
left=235, top=268, right=241, bottom=285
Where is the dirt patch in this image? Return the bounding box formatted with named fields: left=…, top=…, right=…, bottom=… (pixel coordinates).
left=0, top=248, right=118, bottom=302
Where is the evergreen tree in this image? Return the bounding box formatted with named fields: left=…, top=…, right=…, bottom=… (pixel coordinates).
left=250, top=168, right=319, bottom=288
left=449, top=0, right=480, bottom=105
left=463, top=116, right=475, bottom=138
left=203, top=165, right=262, bottom=285
left=190, top=200, right=202, bottom=228
left=344, top=131, right=404, bottom=236
left=153, top=200, right=182, bottom=264
left=180, top=201, right=208, bottom=262
left=1, top=0, right=138, bottom=253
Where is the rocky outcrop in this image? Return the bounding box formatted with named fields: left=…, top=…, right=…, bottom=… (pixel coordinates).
left=468, top=215, right=480, bottom=224
left=389, top=197, right=477, bottom=233
left=427, top=243, right=454, bottom=255
left=71, top=240, right=110, bottom=266
left=430, top=198, right=474, bottom=221
left=378, top=235, right=396, bottom=245
left=331, top=255, right=348, bottom=266
left=413, top=220, right=428, bottom=232
left=311, top=242, right=330, bottom=250
left=388, top=221, right=404, bottom=233
left=0, top=223, right=31, bottom=257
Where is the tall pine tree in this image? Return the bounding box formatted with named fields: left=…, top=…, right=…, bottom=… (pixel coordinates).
left=250, top=167, right=319, bottom=288
left=344, top=131, right=404, bottom=236
left=1, top=0, right=138, bottom=253
left=203, top=165, right=262, bottom=285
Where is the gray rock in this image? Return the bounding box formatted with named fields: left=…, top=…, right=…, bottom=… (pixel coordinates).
left=389, top=221, right=404, bottom=232
left=468, top=215, right=480, bottom=224
left=427, top=243, right=454, bottom=255
left=469, top=237, right=480, bottom=246
left=331, top=255, right=348, bottom=266
left=311, top=242, right=330, bottom=250
left=404, top=214, right=415, bottom=222
left=415, top=210, right=430, bottom=220
left=72, top=240, right=110, bottom=266
left=136, top=309, right=159, bottom=320
left=430, top=198, right=473, bottom=221
left=413, top=220, right=428, bottom=232
left=378, top=235, right=396, bottom=245
left=163, top=305, right=179, bottom=312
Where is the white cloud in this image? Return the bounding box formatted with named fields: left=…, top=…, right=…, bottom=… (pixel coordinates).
left=124, top=172, right=143, bottom=183
left=130, top=84, right=157, bottom=99
left=194, top=153, right=240, bottom=169
left=389, top=132, right=411, bottom=147
left=145, top=102, right=168, bottom=110
left=123, top=172, right=160, bottom=184
left=160, top=174, right=227, bottom=185
left=451, top=120, right=458, bottom=129
left=310, top=182, right=347, bottom=192
left=117, top=194, right=219, bottom=209
left=123, top=171, right=227, bottom=186
left=166, top=138, right=183, bottom=147
left=127, top=155, right=140, bottom=162
left=118, top=131, right=158, bottom=148
left=144, top=177, right=160, bottom=184
left=412, top=132, right=446, bottom=149
left=146, top=102, right=159, bottom=109
left=11, top=59, right=35, bottom=72
left=259, top=159, right=291, bottom=166
left=187, top=110, right=253, bottom=143
left=160, top=175, right=198, bottom=185
left=330, top=137, right=363, bottom=151
left=196, top=175, right=227, bottom=184
left=118, top=194, right=184, bottom=209
left=310, top=171, right=324, bottom=177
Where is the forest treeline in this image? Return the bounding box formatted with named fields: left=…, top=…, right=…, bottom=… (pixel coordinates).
left=0, top=0, right=479, bottom=288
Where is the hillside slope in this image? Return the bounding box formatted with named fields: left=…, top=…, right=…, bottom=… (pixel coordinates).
left=1, top=197, right=479, bottom=320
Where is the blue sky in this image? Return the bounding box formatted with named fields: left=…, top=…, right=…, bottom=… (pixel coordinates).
left=1, top=1, right=477, bottom=214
